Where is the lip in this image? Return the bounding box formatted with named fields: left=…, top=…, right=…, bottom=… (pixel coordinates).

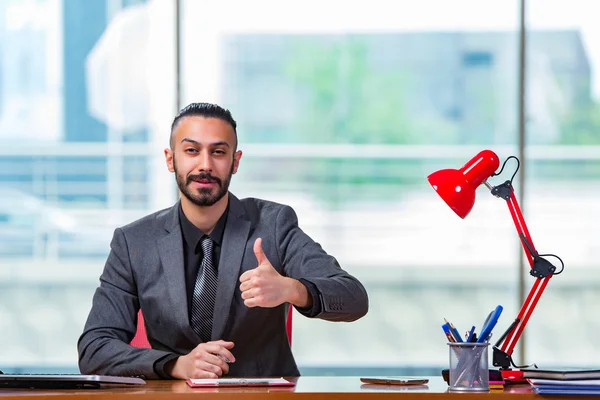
left=191, top=180, right=218, bottom=188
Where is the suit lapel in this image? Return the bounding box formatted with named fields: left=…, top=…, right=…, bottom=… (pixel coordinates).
left=156, top=202, right=198, bottom=343
left=212, top=194, right=250, bottom=340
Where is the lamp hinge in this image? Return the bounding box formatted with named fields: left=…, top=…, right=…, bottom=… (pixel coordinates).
left=490, top=181, right=512, bottom=200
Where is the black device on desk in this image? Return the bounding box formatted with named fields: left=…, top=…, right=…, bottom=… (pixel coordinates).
left=0, top=374, right=146, bottom=389
left=442, top=369, right=503, bottom=384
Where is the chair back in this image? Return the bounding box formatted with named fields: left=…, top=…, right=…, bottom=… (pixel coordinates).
left=129, top=310, right=152, bottom=348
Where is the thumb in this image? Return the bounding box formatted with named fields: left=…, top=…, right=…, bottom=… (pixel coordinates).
left=253, top=237, right=267, bottom=265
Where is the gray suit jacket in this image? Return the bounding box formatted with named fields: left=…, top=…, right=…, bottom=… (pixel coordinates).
left=78, top=194, right=368, bottom=379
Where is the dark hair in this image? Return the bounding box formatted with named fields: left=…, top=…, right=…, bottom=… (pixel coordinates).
left=170, top=102, right=237, bottom=149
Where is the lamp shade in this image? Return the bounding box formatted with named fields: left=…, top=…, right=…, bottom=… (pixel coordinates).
left=427, top=150, right=500, bottom=218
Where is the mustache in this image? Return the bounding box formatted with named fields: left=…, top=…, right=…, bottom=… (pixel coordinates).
left=187, top=172, right=222, bottom=185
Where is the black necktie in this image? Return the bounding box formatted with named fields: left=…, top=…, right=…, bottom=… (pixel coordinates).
left=190, top=236, right=218, bottom=342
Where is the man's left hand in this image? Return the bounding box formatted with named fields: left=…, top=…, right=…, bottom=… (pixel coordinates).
left=239, top=238, right=310, bottom=308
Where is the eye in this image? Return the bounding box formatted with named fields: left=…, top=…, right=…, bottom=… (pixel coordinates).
left=213, top=149, right=226, bottom=155
left=185, top=148, right=198, bottom=154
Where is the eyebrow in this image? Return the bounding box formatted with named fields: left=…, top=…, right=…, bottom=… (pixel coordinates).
left=181, top=138, right=231, bottom=148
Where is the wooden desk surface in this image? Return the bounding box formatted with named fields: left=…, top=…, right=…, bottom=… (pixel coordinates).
left=0, top=376, right=545, bottom=400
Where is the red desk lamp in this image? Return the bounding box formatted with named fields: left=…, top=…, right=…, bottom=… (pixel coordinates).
left=427, top=149, right=564, bottom=381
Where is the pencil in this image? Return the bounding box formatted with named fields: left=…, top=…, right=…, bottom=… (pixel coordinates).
left=442, top=324, right=455, bottom=342
left=444, top=319, right=463, bottom=342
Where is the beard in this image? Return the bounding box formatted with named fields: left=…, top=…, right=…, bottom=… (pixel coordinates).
left=174, top=160, right=234, bottom=207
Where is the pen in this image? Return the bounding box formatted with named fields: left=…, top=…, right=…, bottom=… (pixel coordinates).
left=217, top=380, right=272, bottom=385
left=442, top=324, right=455, bottom=342
left=444, top=319, right=463, bottom=342
left=477, top=305, right=503, bottom=343
left=466, top=326, right=476, bottom=342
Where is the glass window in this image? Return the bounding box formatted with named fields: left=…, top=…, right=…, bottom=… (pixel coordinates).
left=181, top=0, right=519, bottom=374
left=525, top=0, right=600, bottom=367
left=0, top=0, right=176, bottom=371
left=7, top=0, right=594, bottom=375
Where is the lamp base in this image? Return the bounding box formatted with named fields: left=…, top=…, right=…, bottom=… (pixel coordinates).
left=500, top=369, right=527, bottom=383
left=492, top=347, right=528, bottom=383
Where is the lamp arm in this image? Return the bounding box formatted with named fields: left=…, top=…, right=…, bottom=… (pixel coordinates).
left=489, top=185, right=554, bottom=369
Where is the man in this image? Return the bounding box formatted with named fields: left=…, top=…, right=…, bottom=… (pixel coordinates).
left=78, top=102, right=369, bottom=379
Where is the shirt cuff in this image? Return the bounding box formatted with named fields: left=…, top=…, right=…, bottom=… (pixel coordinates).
left=153, top=353, right=180, bottom=379
left=295, top=279, right=322, bottom=318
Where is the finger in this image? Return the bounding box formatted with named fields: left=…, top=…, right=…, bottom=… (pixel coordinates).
left=241, top=288, right=255, bottom=300
left=239, top=269, right=255, bottom=283
left=219, top=359, right=230, bottom=375
left=244, top=297, right=259, bottom=308
left=253, top=238, right=267, bottom=265
left=195, top=360, right=224, bottom=377
left=203, top=341, right=233, bottom=354
left=214, top=340, right=235, bottom=350
left=239, top=270, right=256, bottom=285
left=239, top=280, right=252, bottom=292
left=204, top=353, right=229, bottom=372
left=191, top=370, right=219, bottom=379
left=218, top=347, right=236, bottom=363
left=210, top=348, right=236, bottom=364
left=203, top=341, right=236, bottom=363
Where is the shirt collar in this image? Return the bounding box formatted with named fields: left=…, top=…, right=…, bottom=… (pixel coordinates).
left=178, top=201, right=229, bottom=253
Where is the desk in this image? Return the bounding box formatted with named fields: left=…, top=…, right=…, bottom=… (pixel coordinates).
left=0, top=376, right=540, bottom=400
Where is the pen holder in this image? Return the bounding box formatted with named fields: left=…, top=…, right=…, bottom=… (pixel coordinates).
left=448, top=342, right=490, bottom=392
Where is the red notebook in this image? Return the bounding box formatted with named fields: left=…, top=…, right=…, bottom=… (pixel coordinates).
left=187, top=378, right=295, bottom=388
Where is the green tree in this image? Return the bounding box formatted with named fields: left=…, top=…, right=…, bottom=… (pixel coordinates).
left=285, top=37, right=458, bottom=145
left=275, top=37, right=461, bottom=205
left=559, top=102, right=600, bottom=145
left=533, top=101, right=600, bottom=181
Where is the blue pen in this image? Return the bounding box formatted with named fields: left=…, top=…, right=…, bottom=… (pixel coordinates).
left=466, top=326, right=476, bottom=342
left=442, top=324, right=455, bottom=342
left=444, top=319, right=463, bottom=342
left=477, top=305, right=503, bottom=343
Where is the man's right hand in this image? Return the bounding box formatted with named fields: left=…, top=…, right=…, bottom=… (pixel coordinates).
left=166, top=340, right=235, bottom=379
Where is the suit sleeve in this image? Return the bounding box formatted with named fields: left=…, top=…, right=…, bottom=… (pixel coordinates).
left=77, top=228, right=176, bottom=379
left=275, top=205, right=369, bottom=321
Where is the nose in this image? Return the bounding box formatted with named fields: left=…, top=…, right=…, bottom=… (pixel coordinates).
left=197, top=150, right=213, bottom=172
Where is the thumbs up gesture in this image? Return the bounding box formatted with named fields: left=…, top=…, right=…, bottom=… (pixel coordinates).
left=239, top=238, right=309, bottom=308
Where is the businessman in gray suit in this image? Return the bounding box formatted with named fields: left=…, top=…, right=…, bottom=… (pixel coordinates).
left=78, top=102, right=369, bottom=379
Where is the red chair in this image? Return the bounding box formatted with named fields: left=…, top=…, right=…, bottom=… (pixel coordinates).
left=129, top=310, right=152, bottom=348
left=130, top=305, right=294, bottom=348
